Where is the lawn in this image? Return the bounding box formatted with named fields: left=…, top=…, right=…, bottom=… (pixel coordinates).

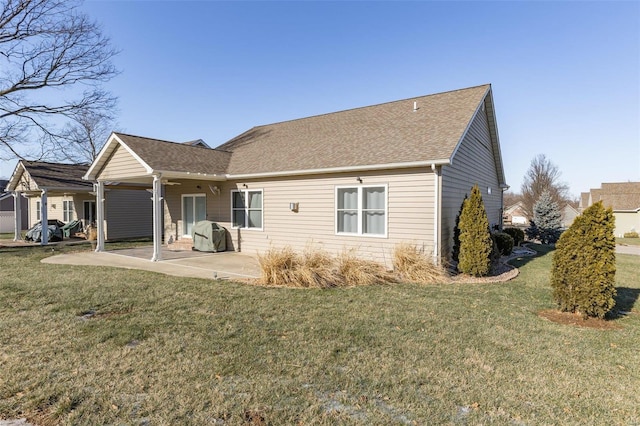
left=0, top=244, right=639, bottom=425
left=617, top=237, right=640, bottom=246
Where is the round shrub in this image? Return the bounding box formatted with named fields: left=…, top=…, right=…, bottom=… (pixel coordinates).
left=623, top=231, right=639, bottom=238
left=493, top=232, right=514, bottom=256
left=503, top=227, right=525, bottom=247
left=551, top=201, right=616, bottom=319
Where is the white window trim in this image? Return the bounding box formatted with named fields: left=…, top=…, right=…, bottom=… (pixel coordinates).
left=181, top=193, right=207, bottom=237
left=231, top=189, right=264, bottom=231
left=63, top=200, right=74, bottom=222
left=335, top=184, right=388, bottom=238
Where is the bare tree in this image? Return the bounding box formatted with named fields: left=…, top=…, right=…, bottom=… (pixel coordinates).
left=54, top=109, right=115, bottom=163
left=521, top=154, right=570, bottom=218
left=503, top=191, right=522, bottom=208
left=0, top=0, right=118, bottom=162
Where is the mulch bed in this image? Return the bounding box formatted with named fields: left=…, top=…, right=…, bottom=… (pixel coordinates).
left=538, top=309, right=622, bottom=330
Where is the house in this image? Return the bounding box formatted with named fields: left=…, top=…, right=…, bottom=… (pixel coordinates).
left=560, top=204, right=579, bottom=229
left=503, top=201, right=528, bottom=226
left=4, top=161, right=153, bottom=243
left=581, top=182, right=640, bottom=237
left=0, top=179, right=29, bottom=234
left=84, top=84, right=507, bottom=265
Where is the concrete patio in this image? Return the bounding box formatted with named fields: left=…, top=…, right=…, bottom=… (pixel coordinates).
left=41, top=246, right=261, bottom=280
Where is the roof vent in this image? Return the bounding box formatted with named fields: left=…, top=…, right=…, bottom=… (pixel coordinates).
left=413, top=101, right=418, bottom=112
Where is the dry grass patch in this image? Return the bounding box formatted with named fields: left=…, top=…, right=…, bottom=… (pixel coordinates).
left=337, top=250, right=395, bottom=287
left=258, top=246, right=395, bottom=287
left=393, top=243, right=448, bottom=284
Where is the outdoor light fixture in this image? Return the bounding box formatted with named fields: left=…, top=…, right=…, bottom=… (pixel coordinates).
left=356, top=177, right=363, bottom=183
left=289, top=202, right=299, bottom=212
left=242, top=183, right=248, bottom=188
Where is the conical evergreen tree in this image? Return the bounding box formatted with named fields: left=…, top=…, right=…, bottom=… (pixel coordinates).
left=451, top=194, right=467, bottom=262
left=458, top=185, right=492, bottom=277
left=551, top=201, right=616, bottom=319
left=533, top=190, right=562, bottom=243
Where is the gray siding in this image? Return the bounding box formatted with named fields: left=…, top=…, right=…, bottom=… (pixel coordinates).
left=441, top=102, right=503, bottom=260
left=104, top=189, right=153, bottom=240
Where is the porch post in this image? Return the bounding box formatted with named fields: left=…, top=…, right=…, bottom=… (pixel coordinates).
left=151, top=174, right=163, bottom=262
left=96, top=181, right=105, bottom=252
left=40, top=189, right=48, bottom=245
left=13, top=192, right=22, bottom=241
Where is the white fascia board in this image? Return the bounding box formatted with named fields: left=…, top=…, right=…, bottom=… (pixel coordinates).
left=84, top=133, right=153, bottom=180
left=226, top=159, right=450, bottom=180
left=5, top=161, right=28, bottom=192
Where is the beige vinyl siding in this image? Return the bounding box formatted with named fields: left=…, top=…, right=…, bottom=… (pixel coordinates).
left=440, top=102, right=503, bottom=260
left=614, top=211, right=640, bottom=237
left=104, top=189, right=153, bottom=240
left=28, top=195, right=77, bottom=226
left=164, top=168, right=436, bottom=267
left=97, top=145, right=148, bottom=181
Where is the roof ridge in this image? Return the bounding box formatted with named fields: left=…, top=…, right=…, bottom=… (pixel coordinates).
left=22, top=160, right=89, bottom=167
left=246, top=84, right=491, bottom=130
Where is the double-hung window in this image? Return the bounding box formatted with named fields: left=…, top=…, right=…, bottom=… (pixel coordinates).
left=232, top=189, right=263, bottom=230
left=336, top=185, right=387, bottom=236
left=63, top=200, right=74, bottom=222
left=36, top=201, right=41, bottom=222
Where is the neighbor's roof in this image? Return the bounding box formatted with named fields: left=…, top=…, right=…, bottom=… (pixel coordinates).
left=6, top=161, right=92, bottom=192
left=86, top=84, right=503, bottom=182
left=591, top=182, right=640, bottom=211
left=219, top=84, right=494, bottom=176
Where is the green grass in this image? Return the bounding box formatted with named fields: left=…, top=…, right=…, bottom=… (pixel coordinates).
left=617, top=237, right=640, bottom=246
left=1, top=244, right=639, bottom=425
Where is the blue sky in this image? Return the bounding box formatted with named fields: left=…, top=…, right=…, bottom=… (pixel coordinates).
left=2, top=1, right=638, bottom=198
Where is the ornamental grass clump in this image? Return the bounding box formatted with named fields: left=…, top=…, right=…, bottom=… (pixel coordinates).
left=551, top=201, right=616, bottom=319
left=337, top=250, right=395, bottom=287
left=393, top=243, right=448, bottom=284
left=457, top=185, right=493, bottom=277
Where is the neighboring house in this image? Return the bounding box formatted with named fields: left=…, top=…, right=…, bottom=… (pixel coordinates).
left=0, top=179, right=28, bottom=234
left=503, top=201, right=528, bottom=226
left=561, top=204, right=579, bottom=229
left=4, top=161, right=153, bottom=243
left=85, top=84, right=507, bottom=265
left=580, top=182, right=640, bottom=237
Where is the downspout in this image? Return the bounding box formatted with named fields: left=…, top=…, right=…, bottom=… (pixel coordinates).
left=431, top=163, right=440, bottom=264
left=151, top=174, right=163, bottom=262
left=13, top=192, right=22, bottom=241
left=40, top=189, right=48, bottom=245
left=95, top=182, right=105, bottom=252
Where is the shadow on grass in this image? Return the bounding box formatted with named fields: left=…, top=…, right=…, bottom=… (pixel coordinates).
left=507, top=243, right=555, bottom=269
left=610, top=287, right=640, bottom=320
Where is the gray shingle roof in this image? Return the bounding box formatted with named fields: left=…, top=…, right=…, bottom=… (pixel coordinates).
left=115, top=134, right=231, bottom=175
left=218, top=85, right=490, bottom=175
left=594, top=182, right=640, bottom=211
left=21, top=161, right=92, bottom=190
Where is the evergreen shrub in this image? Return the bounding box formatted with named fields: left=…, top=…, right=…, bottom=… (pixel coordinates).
left=451, top=195, right=467, bottom=262
left=623, top=231, right=639, bottom=238
left=458, top=185, right=492, bottom=277
left=551, top=201, right=616, bottom=319
left=503, top=227, right=525, bottom=246
left=493, top=232, right=514, bottom=256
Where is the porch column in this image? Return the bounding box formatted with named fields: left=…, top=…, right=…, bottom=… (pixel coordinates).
left=151, top=174, right=163, bottom=262
left=13, top=192, right=22, bottom=241
left=95, top=181, right=105, bottom=252
left=40, top=189, right=48, bottom=245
